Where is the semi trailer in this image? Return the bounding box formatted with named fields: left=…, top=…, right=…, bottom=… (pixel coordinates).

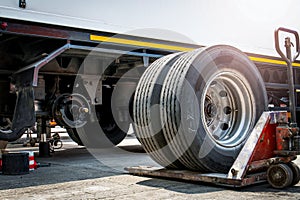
left=0, top=0, right=300, bottom=186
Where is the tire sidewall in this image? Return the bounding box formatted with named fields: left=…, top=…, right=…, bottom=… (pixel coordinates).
left=181, top=45, right=267, bottom=172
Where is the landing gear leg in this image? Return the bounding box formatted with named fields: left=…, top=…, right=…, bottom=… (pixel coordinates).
left=38, top=117, right=51, bottom=157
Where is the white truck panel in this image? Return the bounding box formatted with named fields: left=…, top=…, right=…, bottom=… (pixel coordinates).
left=0, top=0, right=299, bottom=58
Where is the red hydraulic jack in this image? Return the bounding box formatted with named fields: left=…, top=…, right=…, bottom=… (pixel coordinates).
left=126, top=111, right=300, bottom=188
left=126, top=28, right=300, bottom=188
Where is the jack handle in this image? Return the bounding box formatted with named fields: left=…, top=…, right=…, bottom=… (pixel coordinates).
left=275, top=27, right=300, bottom=126
left=275, top=27, right=300, bottom=63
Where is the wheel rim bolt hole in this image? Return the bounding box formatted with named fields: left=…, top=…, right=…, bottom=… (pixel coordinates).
left=219, top=90, right=227, bottom=97
left=223, top=106, right=232, bottom=115
left=220, top=123, right=229, bottom=131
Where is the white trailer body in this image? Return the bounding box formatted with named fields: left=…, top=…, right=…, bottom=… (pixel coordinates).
left=0, top=0, right=299, bottom=57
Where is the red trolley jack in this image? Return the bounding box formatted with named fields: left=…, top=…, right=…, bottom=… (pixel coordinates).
left=126, top=111, right=300, bottom=188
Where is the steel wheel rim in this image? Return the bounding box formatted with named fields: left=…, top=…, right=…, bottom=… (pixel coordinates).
left=201, top=71, right=254, bottom=147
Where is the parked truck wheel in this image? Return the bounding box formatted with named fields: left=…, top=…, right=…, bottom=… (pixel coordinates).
left=66, top=128, right=83, bottom=146
left=134, top=45, right=267, bottom=172
left=97, top=106, right=128, bottom=146
left=65, top=104, right=128, bottom=147
left=67, top=118, right=127, bottom=147
left=60, top=86, right=128, bottom=147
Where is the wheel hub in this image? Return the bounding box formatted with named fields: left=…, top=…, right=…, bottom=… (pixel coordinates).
left=204, top=96, right=217, bottom=125
left=52, top=93, right=91, bottom=128
left=202, top=71, right=254, bottom=147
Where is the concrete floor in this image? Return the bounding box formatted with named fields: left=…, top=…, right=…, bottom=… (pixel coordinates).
left=0, top=134, right=300, bottom=200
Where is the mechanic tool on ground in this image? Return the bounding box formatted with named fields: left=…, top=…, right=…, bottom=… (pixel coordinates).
left=49, top=132, right=63, bottom=153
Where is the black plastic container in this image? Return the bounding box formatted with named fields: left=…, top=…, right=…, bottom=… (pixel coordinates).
left=2, top=152, right=29, bottom=175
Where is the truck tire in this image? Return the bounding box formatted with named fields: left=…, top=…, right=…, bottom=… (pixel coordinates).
left=97, top=106, right=128, bottom=146
left=133, top=53, right=186, bottom=169
left=66, top=128, right=83, bottom=146
left=64, top=86, right=128, bottom=147
left=66, top=109, right=128, bottom=147
left=134, top=45, right=267, bottom=172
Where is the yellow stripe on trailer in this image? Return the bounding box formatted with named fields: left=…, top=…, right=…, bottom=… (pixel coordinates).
left=90, top=35, right=194, bottom=52
left=249, top=56, right=300, bottom=67
left=90, top=34, right=300, bottom=67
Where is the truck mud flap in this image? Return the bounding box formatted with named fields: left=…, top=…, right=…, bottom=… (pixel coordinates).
left=0, top=86, right=35, bottom=141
